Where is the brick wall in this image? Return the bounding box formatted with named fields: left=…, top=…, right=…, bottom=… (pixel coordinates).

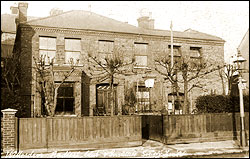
left=17, top=25, right=225, bottom=116
left=1, top=108, right=17, bottom=153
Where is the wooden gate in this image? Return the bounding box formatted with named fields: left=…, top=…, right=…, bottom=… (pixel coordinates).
left=141, top=115, right=163, bottom=142
left=18, top=116, right=142, bottom=152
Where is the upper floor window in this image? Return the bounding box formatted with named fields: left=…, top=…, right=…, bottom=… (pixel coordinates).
left=189, top=47, right=202, bottom=67
left=65, top=38, right=81, bottom=64
left=39, top=36, right=56, bottom=64
left=98, top=40, right=114, bottom=53
left=168, top=45, right=181, bottom=57
left=168, top=45, right=182, bottom=68
left=98, top=40, right=114, bottom=64
left=134, top=43, right=148, bottom=67
left=190, top=47, right=201, bottom=58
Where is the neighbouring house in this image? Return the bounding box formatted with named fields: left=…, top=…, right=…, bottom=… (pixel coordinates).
left=1, top=3, right=40, bottom=116
left=238, top=29, right=249, bottom=95
left=12, top=2, right=225, bottom=117
left=1, top=3, right=40, bottom=61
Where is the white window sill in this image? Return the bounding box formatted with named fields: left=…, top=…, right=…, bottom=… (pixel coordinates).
left=36, top=63, right=59, bottom=66
left=63, top=64, right=84, bottom=67
left=53, top=114, right=77, bottom=117
left=134, top=66, right=150, bottom=69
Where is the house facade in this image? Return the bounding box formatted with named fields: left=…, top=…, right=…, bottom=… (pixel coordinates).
left=13, top=2, right=225, bottom=117
left=238, top=29, right=249, bottom=95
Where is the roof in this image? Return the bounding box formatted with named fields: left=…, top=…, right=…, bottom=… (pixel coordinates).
left=238, top=28, right=249, bottom=49
left=25, top=10, right=225, bottom=42
left=1, top=14, right=40, bottom=33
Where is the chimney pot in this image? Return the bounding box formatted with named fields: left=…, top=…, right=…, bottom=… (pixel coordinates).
left=137, top=14, right=154, bottom=29
left=18, top=2, right=28, bottom=24
left=10, top=6, right=18, bottom=14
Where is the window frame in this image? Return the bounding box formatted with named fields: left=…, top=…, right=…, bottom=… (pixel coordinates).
left=55, top=82, right=75, bottom=115
left=98, top=40, right=114, bottom=65
left=64, top=38, right=81, bottom=65
left=189, top=47, right=202, bottom=69
left=134, top=42, right=148, bottom=68
left=39, top=36, right=57, bottom=64
left=135, top=86, right=150, bottom=111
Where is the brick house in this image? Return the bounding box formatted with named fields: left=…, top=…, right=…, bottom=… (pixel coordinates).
left=13, top=2, right=225, bottom=117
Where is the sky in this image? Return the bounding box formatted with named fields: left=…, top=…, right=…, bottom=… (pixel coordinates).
left=1, top=1, right=249, bottom=63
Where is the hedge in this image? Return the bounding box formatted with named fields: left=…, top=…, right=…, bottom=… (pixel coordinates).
left=195, top=94, right=249, bottom=113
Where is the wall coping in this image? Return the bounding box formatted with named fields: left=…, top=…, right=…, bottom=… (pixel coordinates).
left=1, top=108, right=18, bottom=114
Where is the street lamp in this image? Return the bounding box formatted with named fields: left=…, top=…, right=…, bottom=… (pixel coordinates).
left=233, top=50, right=247, bottom=147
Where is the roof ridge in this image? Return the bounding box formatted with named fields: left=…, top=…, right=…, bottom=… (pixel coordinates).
left=26, top=10, right=75, bottom=23
left=80, top=10, right=139, bottom=28
left=184, top=29, right=223, bottom=40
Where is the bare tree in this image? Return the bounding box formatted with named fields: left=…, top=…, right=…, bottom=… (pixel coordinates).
left=87, top=46, right=135, bottom=116
left=216, top=63, right=236, bottom=95
left=33, top=55, right=76, bottom=116
left=155, top=53, right=223, bottom=114
left=1, top=52, right=27, bottom=117
left=155, top=55, right=180, bottom=113
left=1, top=53, right=20, bottom=95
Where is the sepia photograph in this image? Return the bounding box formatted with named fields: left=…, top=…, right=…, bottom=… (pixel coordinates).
left=1, top=1, right=249, bottom=158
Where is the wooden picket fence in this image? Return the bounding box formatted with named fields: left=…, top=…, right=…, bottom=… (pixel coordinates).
left=18, top=116, right=141, bottom=152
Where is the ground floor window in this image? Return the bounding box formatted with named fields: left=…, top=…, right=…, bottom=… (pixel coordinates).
left=55, top=82, right=75, bottom=115
left=168, top=92, right=184, bottom=114
left=136, top=86, right=150, bottom=112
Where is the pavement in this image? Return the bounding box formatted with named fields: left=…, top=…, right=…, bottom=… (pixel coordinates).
left=1, top=139, right=249, bottom=158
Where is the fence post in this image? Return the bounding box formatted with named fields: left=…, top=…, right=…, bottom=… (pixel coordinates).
left=1, top=108, right=18, bottom=153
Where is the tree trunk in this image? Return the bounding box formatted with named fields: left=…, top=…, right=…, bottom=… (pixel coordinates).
left=183, top=79, right=188, bottom=114
left=218, top=69, right=225, bottom=95
left=110, top=75, right=114, bottom=116
left=51, top=87, right=59, bottom=116
left=171, top=84, right=175, bottom=114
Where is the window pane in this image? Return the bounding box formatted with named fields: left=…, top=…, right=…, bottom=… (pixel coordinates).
left=190, top=48, right=200, bottom=57
left=99, top=41, right=114, bottom=53
left=142, top=92, right=149, bottom=98
left=65, top=39, right=81, bottom=51
left=168, top=46, right=181, bottom=56
left=135, top=56, right=147, bottom=66
left=39, top=37, right=56, bottom=50
left=65, top=51, right=80, bottom=64
left=64, top=98, right=74, bottom=112
left=64, top=87, right=73, bottom=97
left=135, top=43, right=148, bottom=55
left=39, top=50, right=56, bottom=63
left=56, top=98, right=64, bottom=112
left=136, top=92, right=142, bottom=98
left=57, top=87, right=64, bottom=97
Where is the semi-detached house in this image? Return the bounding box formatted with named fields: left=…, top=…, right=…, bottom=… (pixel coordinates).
left=13, top=2, right=225, bottom=117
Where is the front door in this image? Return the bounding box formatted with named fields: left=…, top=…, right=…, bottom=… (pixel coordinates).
left=96, top=84, right=117, bottom=116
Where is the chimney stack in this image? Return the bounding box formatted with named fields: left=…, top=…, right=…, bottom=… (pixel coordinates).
left=137, top=11, right=154, bottom=29
left=10, top=3, right=18, bottom=14
left=18, top=2, right=28, bottom=24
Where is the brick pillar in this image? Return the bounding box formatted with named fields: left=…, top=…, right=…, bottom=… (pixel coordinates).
left=1, top=108, right=18, bottom=153
left=89, top=84, right=96, bottom=116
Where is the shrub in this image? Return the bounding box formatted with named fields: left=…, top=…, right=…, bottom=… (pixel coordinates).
left=195, top=94, right=249, bottom=113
